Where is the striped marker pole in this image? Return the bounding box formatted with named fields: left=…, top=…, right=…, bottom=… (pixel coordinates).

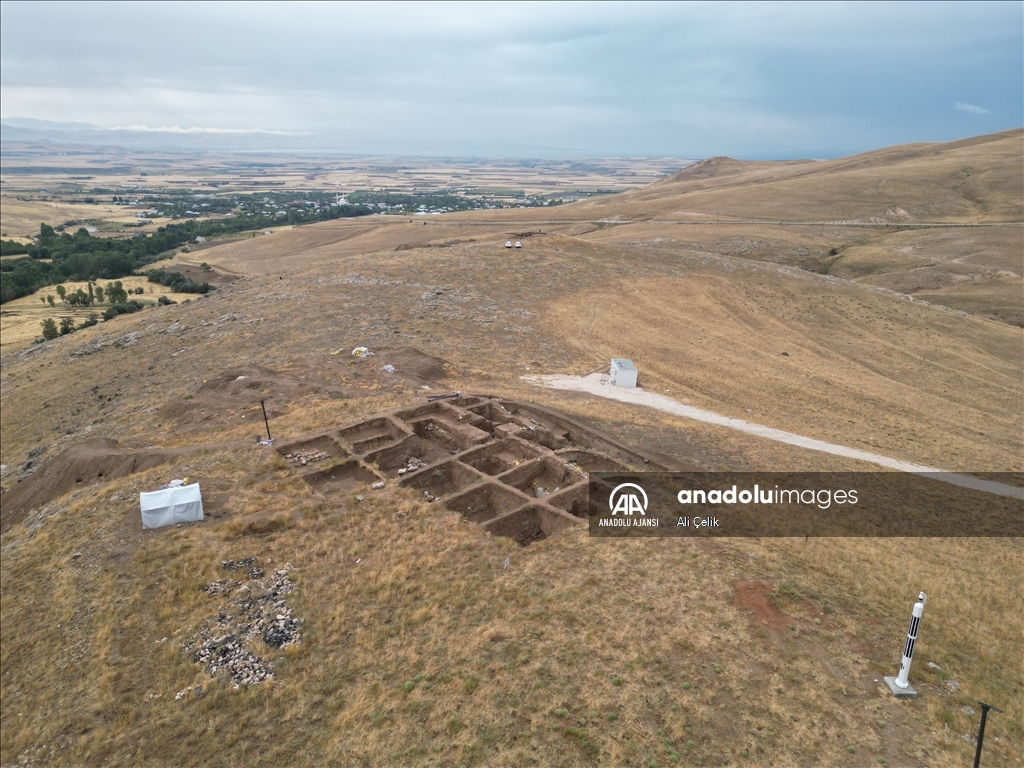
left=885, top=592, right=926, bottom=697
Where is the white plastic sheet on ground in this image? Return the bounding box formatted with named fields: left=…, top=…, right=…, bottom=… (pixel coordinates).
left=140, top=483, right=204, bottom=530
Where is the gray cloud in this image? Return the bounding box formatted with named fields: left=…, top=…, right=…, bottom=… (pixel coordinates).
left=1, top=1, right=1021, bottom=157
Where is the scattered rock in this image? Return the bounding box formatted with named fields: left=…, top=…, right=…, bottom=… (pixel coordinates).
left=283, top=449, right=331, bottom=467
left=203, top=579, right=241, bottom=596
left=371, top=481, right=385, bottom=490
left=961, top=705, right=975, bottom=716
left=71, top=331, right=143, bottom=356
left=185, top=561, right=302, bottom=688
left=396, top=457, right=426, bottom=476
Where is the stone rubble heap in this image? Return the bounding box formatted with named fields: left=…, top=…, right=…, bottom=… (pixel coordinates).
left=395, top=457, right=426, bottom=476
left=184, top=560, right=302, bottom=689
left=283, top=450, right=332, bottom=467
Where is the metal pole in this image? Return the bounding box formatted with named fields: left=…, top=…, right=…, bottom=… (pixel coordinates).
left=260, top=399, right=272, bottom=441
left=973, top=702, right=1004, bottom=768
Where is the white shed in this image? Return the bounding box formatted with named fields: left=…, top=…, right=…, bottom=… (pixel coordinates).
left=609, top=358, right=637, bottom=387
left=140, top=483, right=205, bottom=530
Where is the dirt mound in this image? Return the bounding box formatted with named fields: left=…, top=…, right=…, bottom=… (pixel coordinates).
left=373, top=347, right=453, bottom=383
left=156, top=365, right=333, bottom=428
left=0, top=438, right=181, bottom=526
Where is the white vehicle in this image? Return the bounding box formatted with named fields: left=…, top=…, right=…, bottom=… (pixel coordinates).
left=515, top=241, right=522, bottom=249
left=505, top=240, right=512, bottom=248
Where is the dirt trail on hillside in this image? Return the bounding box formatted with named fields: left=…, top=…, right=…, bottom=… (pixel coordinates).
left=527, top=373, right=1023, bottom=499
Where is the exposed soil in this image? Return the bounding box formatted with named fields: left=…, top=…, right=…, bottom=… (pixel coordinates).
left=302, top=460, right=379, bottom=493
left=373, top=345, right=455, bottom=384
left=0, top=438, right=183, bottom=527
left=155, top=364, right=337, bottom=432
left=731, top=579, right=790, bottom=636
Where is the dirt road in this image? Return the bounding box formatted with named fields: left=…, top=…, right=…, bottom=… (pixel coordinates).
left=527, top=373, right=1023, bottom=499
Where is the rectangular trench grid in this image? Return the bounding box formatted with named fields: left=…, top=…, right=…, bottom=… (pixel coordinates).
left=459, top=438, right=543, bottom=476
left=497, top=456, right=586, bottom=499
left=399, top=459, right=485, bottom=498
left=443, top=482, right=531, bottom=524
left=365, top=435, right=455, bottom=477
left=555, top=449, right=630, bottom=473
left=495, top=401, right=573, bottom=450
left=276, top=435, right=348, bottom=463
left=302, top=459, right=379, bottom=493
left=337, top=416, right=408, bottom=454
left=484, top=505, right=581, bottom=547
left=411, top=418, right=490, bottom=454
left=545, top=483, right=589, bottom=519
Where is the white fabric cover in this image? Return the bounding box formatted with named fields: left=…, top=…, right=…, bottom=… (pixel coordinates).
left=140, top=483, right=204, bottom=530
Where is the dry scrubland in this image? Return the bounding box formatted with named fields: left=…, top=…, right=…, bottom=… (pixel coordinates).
left=1, top=131, right=1022, bottom=767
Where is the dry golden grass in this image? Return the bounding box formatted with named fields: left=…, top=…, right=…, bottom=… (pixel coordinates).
left=0, top=198, right=143, bottom=239
left=0, top=276, right=200, bottom=351
left=576, top=129, right=1024, bottom=224
left=543, top=265, right=1021, bottom=472
left=2, top=456, right=1019, bottom=766
left=2, top=131, right=1021, bottom=766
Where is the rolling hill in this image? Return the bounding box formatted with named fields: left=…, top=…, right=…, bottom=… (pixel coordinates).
left=1, top=131, right=1021, bottom=767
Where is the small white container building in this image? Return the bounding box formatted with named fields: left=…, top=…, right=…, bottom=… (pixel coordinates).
left=609, top=358, right=637, bottom=387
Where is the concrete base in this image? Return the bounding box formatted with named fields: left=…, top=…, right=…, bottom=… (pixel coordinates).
left=884, top=676, right=918, bottom=697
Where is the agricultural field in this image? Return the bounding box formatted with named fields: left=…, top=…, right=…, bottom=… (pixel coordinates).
left=0, top=264, right=231, bottom=351
left=1, top=131, right=1021, bottom=767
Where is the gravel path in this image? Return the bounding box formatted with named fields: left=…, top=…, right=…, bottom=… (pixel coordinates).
left=526, top=373, right=1023, bottom=500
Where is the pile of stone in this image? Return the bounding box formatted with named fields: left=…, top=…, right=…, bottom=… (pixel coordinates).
left=396, top=457, right=426, bottom=476
left=222, top=557, right=265, bottom=579
left=187, top=633, right=272, bottom=687
left=283, top=450, right=332, bottom=467
left=184, top=560, right=302, bottom=689
left=202, top=579, right=240, bottom=596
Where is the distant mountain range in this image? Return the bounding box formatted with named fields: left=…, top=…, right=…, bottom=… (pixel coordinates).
left=0, top=117, right=319, bottom=152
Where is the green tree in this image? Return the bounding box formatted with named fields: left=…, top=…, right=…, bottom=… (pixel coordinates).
left=105, top=280, right=128, bottom=304
left=55, top=284, right=66, bottom=305
left=94, top=286, right=104, bottom=304
left=59, top=316, right=75, bottom=335
left=40, top=318, right=58, bottom=340
left=46, top=294, right=55, bottom=308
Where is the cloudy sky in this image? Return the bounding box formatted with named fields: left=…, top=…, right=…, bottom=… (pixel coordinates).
left=1, top=1, right=1021, bottom=157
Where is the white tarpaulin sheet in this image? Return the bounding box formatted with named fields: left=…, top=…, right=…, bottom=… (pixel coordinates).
left=140, top=483, right=204, bottom=530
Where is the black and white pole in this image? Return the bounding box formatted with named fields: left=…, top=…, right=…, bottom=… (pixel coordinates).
left=884, top=592, right=926, bottom=697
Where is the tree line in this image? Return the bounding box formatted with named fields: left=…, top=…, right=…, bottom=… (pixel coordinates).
left=1, top=201, right=374, bottom=304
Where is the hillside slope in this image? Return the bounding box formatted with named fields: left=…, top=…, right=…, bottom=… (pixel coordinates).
left=1, top=132, right=1021, bottom=767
